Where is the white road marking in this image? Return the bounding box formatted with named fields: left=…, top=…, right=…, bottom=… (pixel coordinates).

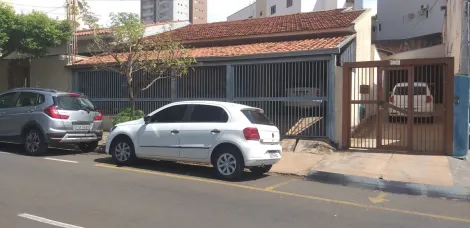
left=18, top=213, right=84, bottom=228
left=0, top=152, right=11, bottom=154
left=44, top=158, right=79, bottom=164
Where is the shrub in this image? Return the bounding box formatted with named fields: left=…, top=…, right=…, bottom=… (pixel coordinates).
left=112, top=108, right=145, bottom=125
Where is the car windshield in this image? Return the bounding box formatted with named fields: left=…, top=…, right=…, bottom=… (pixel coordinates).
left=394, top=86, right=427, bottom=95
left=241, top=109, right=274, bottom=125
left=55, top=95, right=96, bottom=111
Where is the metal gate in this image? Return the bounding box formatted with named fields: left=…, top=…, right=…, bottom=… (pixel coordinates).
left=342, top=58, right=454, bottom=155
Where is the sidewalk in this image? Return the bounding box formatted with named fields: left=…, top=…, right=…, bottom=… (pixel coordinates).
left=98, top=134, right=469, bottom=197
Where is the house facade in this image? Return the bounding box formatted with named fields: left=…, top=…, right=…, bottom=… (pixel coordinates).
left=70, top=8, right=373, bottom=145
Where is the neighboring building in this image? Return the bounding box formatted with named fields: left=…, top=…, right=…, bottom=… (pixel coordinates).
left=228, top=0, right=363, bottom=21
left=189, top=0, right=207, bottom=24
left=141, top=0, right=207, bottom=24
left=0, top=21, right=190, bottom=94
left=375, top=0, right=446, bottom=40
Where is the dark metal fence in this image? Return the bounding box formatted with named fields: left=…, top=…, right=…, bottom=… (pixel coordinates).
left=74, top=60, right=331, bottom=138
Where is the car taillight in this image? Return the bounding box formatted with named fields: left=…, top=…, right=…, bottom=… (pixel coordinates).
left=316, top=89, right=321, bottom=96
left=426, top=96, right=432, bottom=103
left=243, top=127, right=260, bottom=140
left=389, top=96, right=394, bottom=103
left=44, top=106, right=69, bottom=119
left=94, top=110, right=103, bottom=121
left=68, top=93, right=81, bottom=97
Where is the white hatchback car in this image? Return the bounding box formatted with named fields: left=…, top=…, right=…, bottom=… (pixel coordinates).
left=105, top=101, right=282, bottom=180
left=388, top=82, right=434, bottom=122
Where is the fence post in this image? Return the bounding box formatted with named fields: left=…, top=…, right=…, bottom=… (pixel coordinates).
left=327, top=55, right=336, bottom=140
left=72, top=71, right=79, bottom=92
left=226, top=64, right=234, bottom=101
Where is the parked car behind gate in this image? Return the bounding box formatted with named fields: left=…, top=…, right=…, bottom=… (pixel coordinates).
left=0, top=88, right=103, bottom=155
left=388, top=82, right=434, bottom=123
left=105, top=101, right=282, bottom=180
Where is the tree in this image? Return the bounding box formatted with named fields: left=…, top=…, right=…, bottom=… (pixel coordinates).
left=0, top=3, right=72, bottom=59
left=88, top=12, right=195, bottom=118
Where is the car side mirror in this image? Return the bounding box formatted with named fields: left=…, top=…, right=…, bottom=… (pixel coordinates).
left=144, top=116, right=151, bottom=124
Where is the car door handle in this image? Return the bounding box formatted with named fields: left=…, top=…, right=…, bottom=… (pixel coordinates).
left=211, top=129, right=220, bottom=134
left=171, top=130, right=179, bottom=134
left=28, top=109, right=35, bottom=113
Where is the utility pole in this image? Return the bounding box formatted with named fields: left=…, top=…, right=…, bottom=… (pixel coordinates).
left=66, top=0, right=78, bottom=64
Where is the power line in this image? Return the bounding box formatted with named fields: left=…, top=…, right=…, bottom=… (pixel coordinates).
left=0, top=0, right=65, bottom=8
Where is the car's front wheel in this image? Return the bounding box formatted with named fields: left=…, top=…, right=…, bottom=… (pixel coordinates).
left=24, top=129, right=47, bottom=156
left=111, top=137, right=136, bottom=165
left=249, top=165, right=272, bottom=175
left=213, top=147, right=244, bottom=181
left=78, top=141, right=99, bottom=152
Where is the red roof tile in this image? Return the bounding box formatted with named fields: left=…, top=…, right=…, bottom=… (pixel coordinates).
left=73, top=35, right=350, bottom=66
left=149, top=9, right=365, bottom=42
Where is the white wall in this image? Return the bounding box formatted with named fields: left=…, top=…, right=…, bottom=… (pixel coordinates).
left=171, top=0, right=189, bottom=21
left=384, top=44, right=445, bottom=60
left=228, top=0, right=364, bottom=21
left=376, top=0, right=445, bottom=40
left=227, top=3, right=256, bottom=21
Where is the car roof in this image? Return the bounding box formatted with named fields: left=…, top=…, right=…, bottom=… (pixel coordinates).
left=394, top=82, right=429, bottom=87
left=170, top=100, right=256, bottom=110
left=6, top=87, right=79, bottom=96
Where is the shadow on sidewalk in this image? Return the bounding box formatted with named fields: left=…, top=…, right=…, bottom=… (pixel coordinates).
left=93, top=157, right=269, bottom=183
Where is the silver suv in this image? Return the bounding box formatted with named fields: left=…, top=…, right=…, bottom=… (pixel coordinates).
left=0, top=88, right=103, bottom=155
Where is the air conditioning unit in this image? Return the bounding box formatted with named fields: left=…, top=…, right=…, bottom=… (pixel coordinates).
left=408, top=13, right=415, bottom=19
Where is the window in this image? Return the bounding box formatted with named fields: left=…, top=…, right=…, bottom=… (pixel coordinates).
left=151, top=105, right=188, bottom=123
left=16, top=92, right=44, bottom=107
left=287, top=0, right=293, bottom=8
left=241, top=109, right=274, bottom=125
left=0, top=92, right=17, bottom=109
left=379, top=23, right=382, bottom=31
left=270, top=5, right=276, bottom=15
left=394, top=86, right=428, bottom=96
left=55, top=95, right=95, bottom=111
left=189, top=105, right=228, bottom=123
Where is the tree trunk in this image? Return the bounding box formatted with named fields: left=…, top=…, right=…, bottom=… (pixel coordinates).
left=127, top=74, right=135, bottom=116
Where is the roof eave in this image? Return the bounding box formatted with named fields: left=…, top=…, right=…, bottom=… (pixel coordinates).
left=336, top=34, right=356, bottom=49
left=180, top=27, right=355, bottom=45
left=67, top=48, right=341, bottom=69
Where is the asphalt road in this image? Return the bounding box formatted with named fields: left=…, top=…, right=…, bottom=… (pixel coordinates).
left=0, top=145, right=469, bottom=228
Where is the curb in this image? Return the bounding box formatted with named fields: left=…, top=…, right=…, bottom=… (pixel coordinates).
left=304, top=170, right=470, bottom=202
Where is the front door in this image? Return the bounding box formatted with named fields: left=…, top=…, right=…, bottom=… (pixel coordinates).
left=137, top=104, right=189, bottom=158
left=138, top=123, right=183, bottom=158
left=179, top=104, right=228, bottom=160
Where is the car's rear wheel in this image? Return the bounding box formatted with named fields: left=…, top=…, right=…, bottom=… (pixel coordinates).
left=24, top=129, right=47, bottom=156
left=78, top=141, right=99, bottom=152
left=111, top=138, right=136, bottom=165
left=213, top=148, right=244, bottom=181
left=249, top=165, right=272, bottom=175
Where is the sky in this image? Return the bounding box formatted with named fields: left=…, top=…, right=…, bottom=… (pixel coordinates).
left=6, top=0, right=377, bottom=26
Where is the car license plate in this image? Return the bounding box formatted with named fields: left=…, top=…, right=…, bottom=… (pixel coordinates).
left=269, top=153, right=280, bottom=158
left=73, top=125, right=90, bottom=130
